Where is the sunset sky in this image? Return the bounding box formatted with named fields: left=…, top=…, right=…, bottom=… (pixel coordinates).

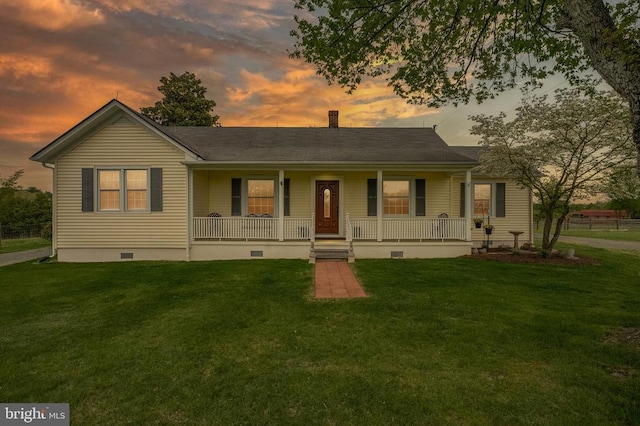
left=1, top=0, right=573, bottom=192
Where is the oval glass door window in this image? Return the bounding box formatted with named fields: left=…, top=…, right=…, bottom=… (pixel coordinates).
left=324, top=188, right=331, bottom=218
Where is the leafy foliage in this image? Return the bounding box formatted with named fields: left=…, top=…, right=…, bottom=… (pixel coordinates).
left=0, top=170, right=52, bottom=239
left=605, top=167, right=640, bottom=218
left=292, top=1, right=637, bottom=105
left=471, top=89, right=634, bottom=250
left=291, top=0, right=640, bottom=173
left=141, top=71, right=221, bottom=127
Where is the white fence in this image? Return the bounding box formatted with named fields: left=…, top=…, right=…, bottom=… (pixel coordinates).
left=194, top=216, right=467, bottom=241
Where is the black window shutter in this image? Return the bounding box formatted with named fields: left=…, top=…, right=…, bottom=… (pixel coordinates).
left=284, top=178, right=290, bottom=217
left=81, top=168, right=93, bottom=212
left=150, top=168, right=163, bottom=211
left=231, top=178, right=241, bottom=216
left=496, top=183, right=506, bottom=217
left=367, top=179, right=377, bottom=216
left=459, top=182, right=466, bottom=218
left=415, top=179, right=426, bottom=216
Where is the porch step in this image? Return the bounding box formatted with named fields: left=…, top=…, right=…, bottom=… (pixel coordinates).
left=311, top=239, right=354, bottom=262
left=314, top=249, right=350, bottom=260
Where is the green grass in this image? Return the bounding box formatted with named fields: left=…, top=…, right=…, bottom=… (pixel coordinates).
left=1, top=249, right=639, bottom=424
left=0, top=237, right=50, bottom=254
left=561, top=229, right=640, bottom=242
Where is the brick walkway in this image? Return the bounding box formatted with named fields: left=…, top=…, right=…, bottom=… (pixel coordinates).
left=314, top=259, right=367, bottom=299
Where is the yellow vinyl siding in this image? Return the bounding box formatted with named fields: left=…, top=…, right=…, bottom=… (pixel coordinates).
left=423, top=173, right=451, bottom=217
left=193, top=170, right=210, bottom=217
left=55, top=117, right=189, bottom=249
left=286, top=172, right=311, bottom=217
left=342, top=172, right=374, bottom=217
left=207, top=171, right=237, bottom=216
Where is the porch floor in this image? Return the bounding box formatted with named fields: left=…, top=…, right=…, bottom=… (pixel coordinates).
left=314, top=259, right=367, bottom=299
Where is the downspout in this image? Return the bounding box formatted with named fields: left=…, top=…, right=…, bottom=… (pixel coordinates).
left=529, top=188, right=534, bottom=245
left=465, top=170, right=472, bottom=242
left=376, top=170, right=383, bottom=242
left=278, top=170, right=284, bottom=242
left=42, top=162, right=57, bottom=257
left=186, top=167, right=193, bottom=261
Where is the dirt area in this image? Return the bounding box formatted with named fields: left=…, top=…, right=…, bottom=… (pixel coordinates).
left=464, top=249, right=599, bottom=265
left=606, top=328, right=640, bottom=348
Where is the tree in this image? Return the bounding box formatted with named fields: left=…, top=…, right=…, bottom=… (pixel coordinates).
left=141, top=71, right=221, bottom=127
left=605, top=167, right=640, bottom=218
left=291, top=0, right=640, bottom=174
left=0, top=170, right=52, bottom=239
left=471, top=89, right=634, bottom=252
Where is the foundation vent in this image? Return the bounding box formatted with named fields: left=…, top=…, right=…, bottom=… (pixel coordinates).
left=251, top=251, right=264, bottom=258
left=120, top=252, right=134, bottom=259
left=390, top=251, right=404, bottom=259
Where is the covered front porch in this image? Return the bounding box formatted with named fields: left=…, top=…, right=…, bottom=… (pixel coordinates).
left=187, top=167, right=474, bottom=261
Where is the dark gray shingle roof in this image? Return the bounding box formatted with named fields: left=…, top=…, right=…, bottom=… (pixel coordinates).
left=450, top=146, right=483, bottom=162
left=163, top=127, right=478, bottom=164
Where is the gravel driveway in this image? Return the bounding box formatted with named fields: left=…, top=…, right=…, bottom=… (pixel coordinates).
left=555, top=235, right=640, bottom=254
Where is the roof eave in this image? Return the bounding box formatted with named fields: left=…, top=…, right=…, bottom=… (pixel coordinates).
left=182, top=160, right=478, bottom=171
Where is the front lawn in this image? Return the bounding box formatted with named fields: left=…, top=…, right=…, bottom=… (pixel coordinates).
left=1, top=248, right=638, bottom=424
left=0, top=237, right=50, bottom=254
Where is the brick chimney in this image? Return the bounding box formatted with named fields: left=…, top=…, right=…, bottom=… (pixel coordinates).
left=328, top=110, right=339, bottom=128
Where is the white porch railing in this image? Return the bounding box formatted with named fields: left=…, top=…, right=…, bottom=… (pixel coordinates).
left=193, top=217, right=313, bottom=240
left=350, top=217, right=467, bottom=241
left=193, top=216, right=467, bottom=241
left=283, top=217, right=314, bottom=240
left=350, top=218, right=377, bottom=240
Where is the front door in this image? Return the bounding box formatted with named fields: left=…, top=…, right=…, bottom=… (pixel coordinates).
left=315, top=180, right=339, bottom=235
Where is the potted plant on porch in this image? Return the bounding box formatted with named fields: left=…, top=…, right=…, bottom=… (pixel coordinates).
left=483, top=224, right=495, bottom=235
left=473, top=217, right=484, bottom=229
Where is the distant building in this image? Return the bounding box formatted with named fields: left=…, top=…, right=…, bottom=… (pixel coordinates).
left=571, top=209, right=629, bottom=219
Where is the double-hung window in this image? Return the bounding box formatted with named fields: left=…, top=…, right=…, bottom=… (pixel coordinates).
left=473, top=183, right=491, bottom=216
left=468, top=182, right=506, bottom=218
left=383, top=180, right=410, bottom=215
left=247, top=179, right=275, bottom=216
left=368, top=178, right=426, bottom=217
left=97, top=169, right=149, bottom=211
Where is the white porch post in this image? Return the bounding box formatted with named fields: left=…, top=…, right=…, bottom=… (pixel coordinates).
left=278, top=169, right=284, bottom=241
left=465, top=170, right=472, bottom=241
left=187, top=167, right=193, bottom=260
left=377, top=170, right=383, bottom=242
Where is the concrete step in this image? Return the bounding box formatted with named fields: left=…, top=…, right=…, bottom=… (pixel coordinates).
left=314, top=249, right=350, bottom=259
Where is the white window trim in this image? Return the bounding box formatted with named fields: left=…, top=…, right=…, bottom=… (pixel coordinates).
left=243, top=176, right=279, bottom=217
left=96, top=167, right=151, bottom=213
left=472, top=182, right=494, bottom=217
left=382, top=177, right=415, bottom=217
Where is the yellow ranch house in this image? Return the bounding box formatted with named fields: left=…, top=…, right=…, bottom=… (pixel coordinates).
left=30, top=100, right=533, bottom=262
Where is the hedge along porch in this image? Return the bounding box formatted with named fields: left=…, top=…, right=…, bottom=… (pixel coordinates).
left=30, top=100, right=533, bottom=262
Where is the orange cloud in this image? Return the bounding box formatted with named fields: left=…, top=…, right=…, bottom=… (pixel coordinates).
left=223, top=64, right=437, bottom=127
left=0, top=54, right=52, bottom=80
left=0, top=0, right=104, bottom=31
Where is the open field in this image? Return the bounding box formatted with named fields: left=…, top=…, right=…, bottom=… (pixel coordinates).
left=1, top=246, right=638, bottom=424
